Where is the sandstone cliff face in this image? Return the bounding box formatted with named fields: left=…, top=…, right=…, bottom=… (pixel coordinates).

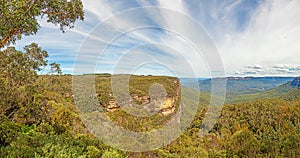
left=102, top=78, right=181, bottom=115
left=291, top=77, right=300, bottom=88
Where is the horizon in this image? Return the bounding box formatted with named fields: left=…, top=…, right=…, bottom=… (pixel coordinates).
left=39, top=73, right=299, bottom=79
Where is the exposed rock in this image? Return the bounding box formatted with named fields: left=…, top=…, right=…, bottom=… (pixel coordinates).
left=161, top=106, right=175, bottom=116
left=65, top=93, right=74, bottom=98
left=132, top=94, right=139, bottom=99
left=106, top=99, right=119, bottom=112
left=159, top=79, right=181, bottom=116
left=101, top=78, right=181, bottom=115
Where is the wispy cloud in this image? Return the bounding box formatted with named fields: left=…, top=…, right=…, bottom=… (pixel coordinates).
left=219, top=0, right=300, bottom=76
left=14, top=0, right=300, bottom=77
left=235, top=64, right=300, bottom=76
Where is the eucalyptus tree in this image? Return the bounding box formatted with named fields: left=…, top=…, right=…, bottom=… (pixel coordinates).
left=0, top=43, right=49, bottom=121
left=50, top=62, right=62, bottom=75
left=0, top=0, right=84, bottom=48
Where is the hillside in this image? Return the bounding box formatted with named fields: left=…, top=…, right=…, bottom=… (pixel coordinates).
left=291, top=77, right=300, bottom=87
left=97, top=75, right=180, bottom=115
left=229, top=78, right=300, bottom=103
left=94, top=75, right=182, bottom=131
left=182, top=77, right=293, bottom=94
left=1, top=74, right=300, bottom=157
left=181, top=77, right=295, bottom=103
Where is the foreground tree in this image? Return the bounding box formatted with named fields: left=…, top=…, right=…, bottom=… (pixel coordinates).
left=0, top=43, right=48, bottom=122
left=0, top=0, right=84, bottom=48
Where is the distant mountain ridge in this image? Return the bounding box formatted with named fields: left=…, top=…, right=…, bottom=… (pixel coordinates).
left=181, top=76, right=300, bottom=103
left=291, top=77, right=300, bottom=87
left=181, top=77, right=294, bottom=94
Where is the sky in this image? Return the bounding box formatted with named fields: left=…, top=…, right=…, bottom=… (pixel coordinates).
left=15, top=0, right=300, bottom=77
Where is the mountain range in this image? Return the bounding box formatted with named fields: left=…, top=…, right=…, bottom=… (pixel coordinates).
left=181, top=77, right=300, bottom=103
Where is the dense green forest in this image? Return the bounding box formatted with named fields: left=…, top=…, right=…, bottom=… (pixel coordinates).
left=1, top=61, right=300, bottom=157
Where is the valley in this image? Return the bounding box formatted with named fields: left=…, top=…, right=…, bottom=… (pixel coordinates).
left=1, top=74, right=300, bottom=157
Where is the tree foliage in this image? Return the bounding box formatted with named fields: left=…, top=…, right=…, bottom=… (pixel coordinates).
left=0, top=0, right=84, bottom=48
left=0, top=43, right=48, bottom=121
left=1, top=73, right=300, bottom=157
left=49, top=62, right=62, bottom=75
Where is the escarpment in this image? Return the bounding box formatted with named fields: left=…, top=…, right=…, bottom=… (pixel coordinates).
left=97, top=75, right=181, bottom=116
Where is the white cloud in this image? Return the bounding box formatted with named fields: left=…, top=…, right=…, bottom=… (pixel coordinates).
left=13, top=0, right=300, bottom=76
left=219, top=0, right=300, bottom=76
left=235, top=64, right=300, bottom=76
left=81, top=0, right=114, bottom=21
left=245, top=64, right=262, bottom=69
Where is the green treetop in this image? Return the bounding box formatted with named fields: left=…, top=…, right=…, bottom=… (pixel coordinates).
left=0, top=0, right=84, bottom=48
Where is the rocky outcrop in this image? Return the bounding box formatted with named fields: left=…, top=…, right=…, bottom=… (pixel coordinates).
left=106, top=99, right=119, bottom=111
left=104, top=94, right=177, bottom=114
left=103, top=79, right=181, bottom=116
left=159, top=83, right=180, bottom=116
left=291, top=77, right=300, bottom=88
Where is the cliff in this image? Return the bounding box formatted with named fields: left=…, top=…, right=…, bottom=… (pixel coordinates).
left=97, top=75, right=181, bottom=116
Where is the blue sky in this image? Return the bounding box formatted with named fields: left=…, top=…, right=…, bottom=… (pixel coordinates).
left=15, top=0, right=300, bottom=77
